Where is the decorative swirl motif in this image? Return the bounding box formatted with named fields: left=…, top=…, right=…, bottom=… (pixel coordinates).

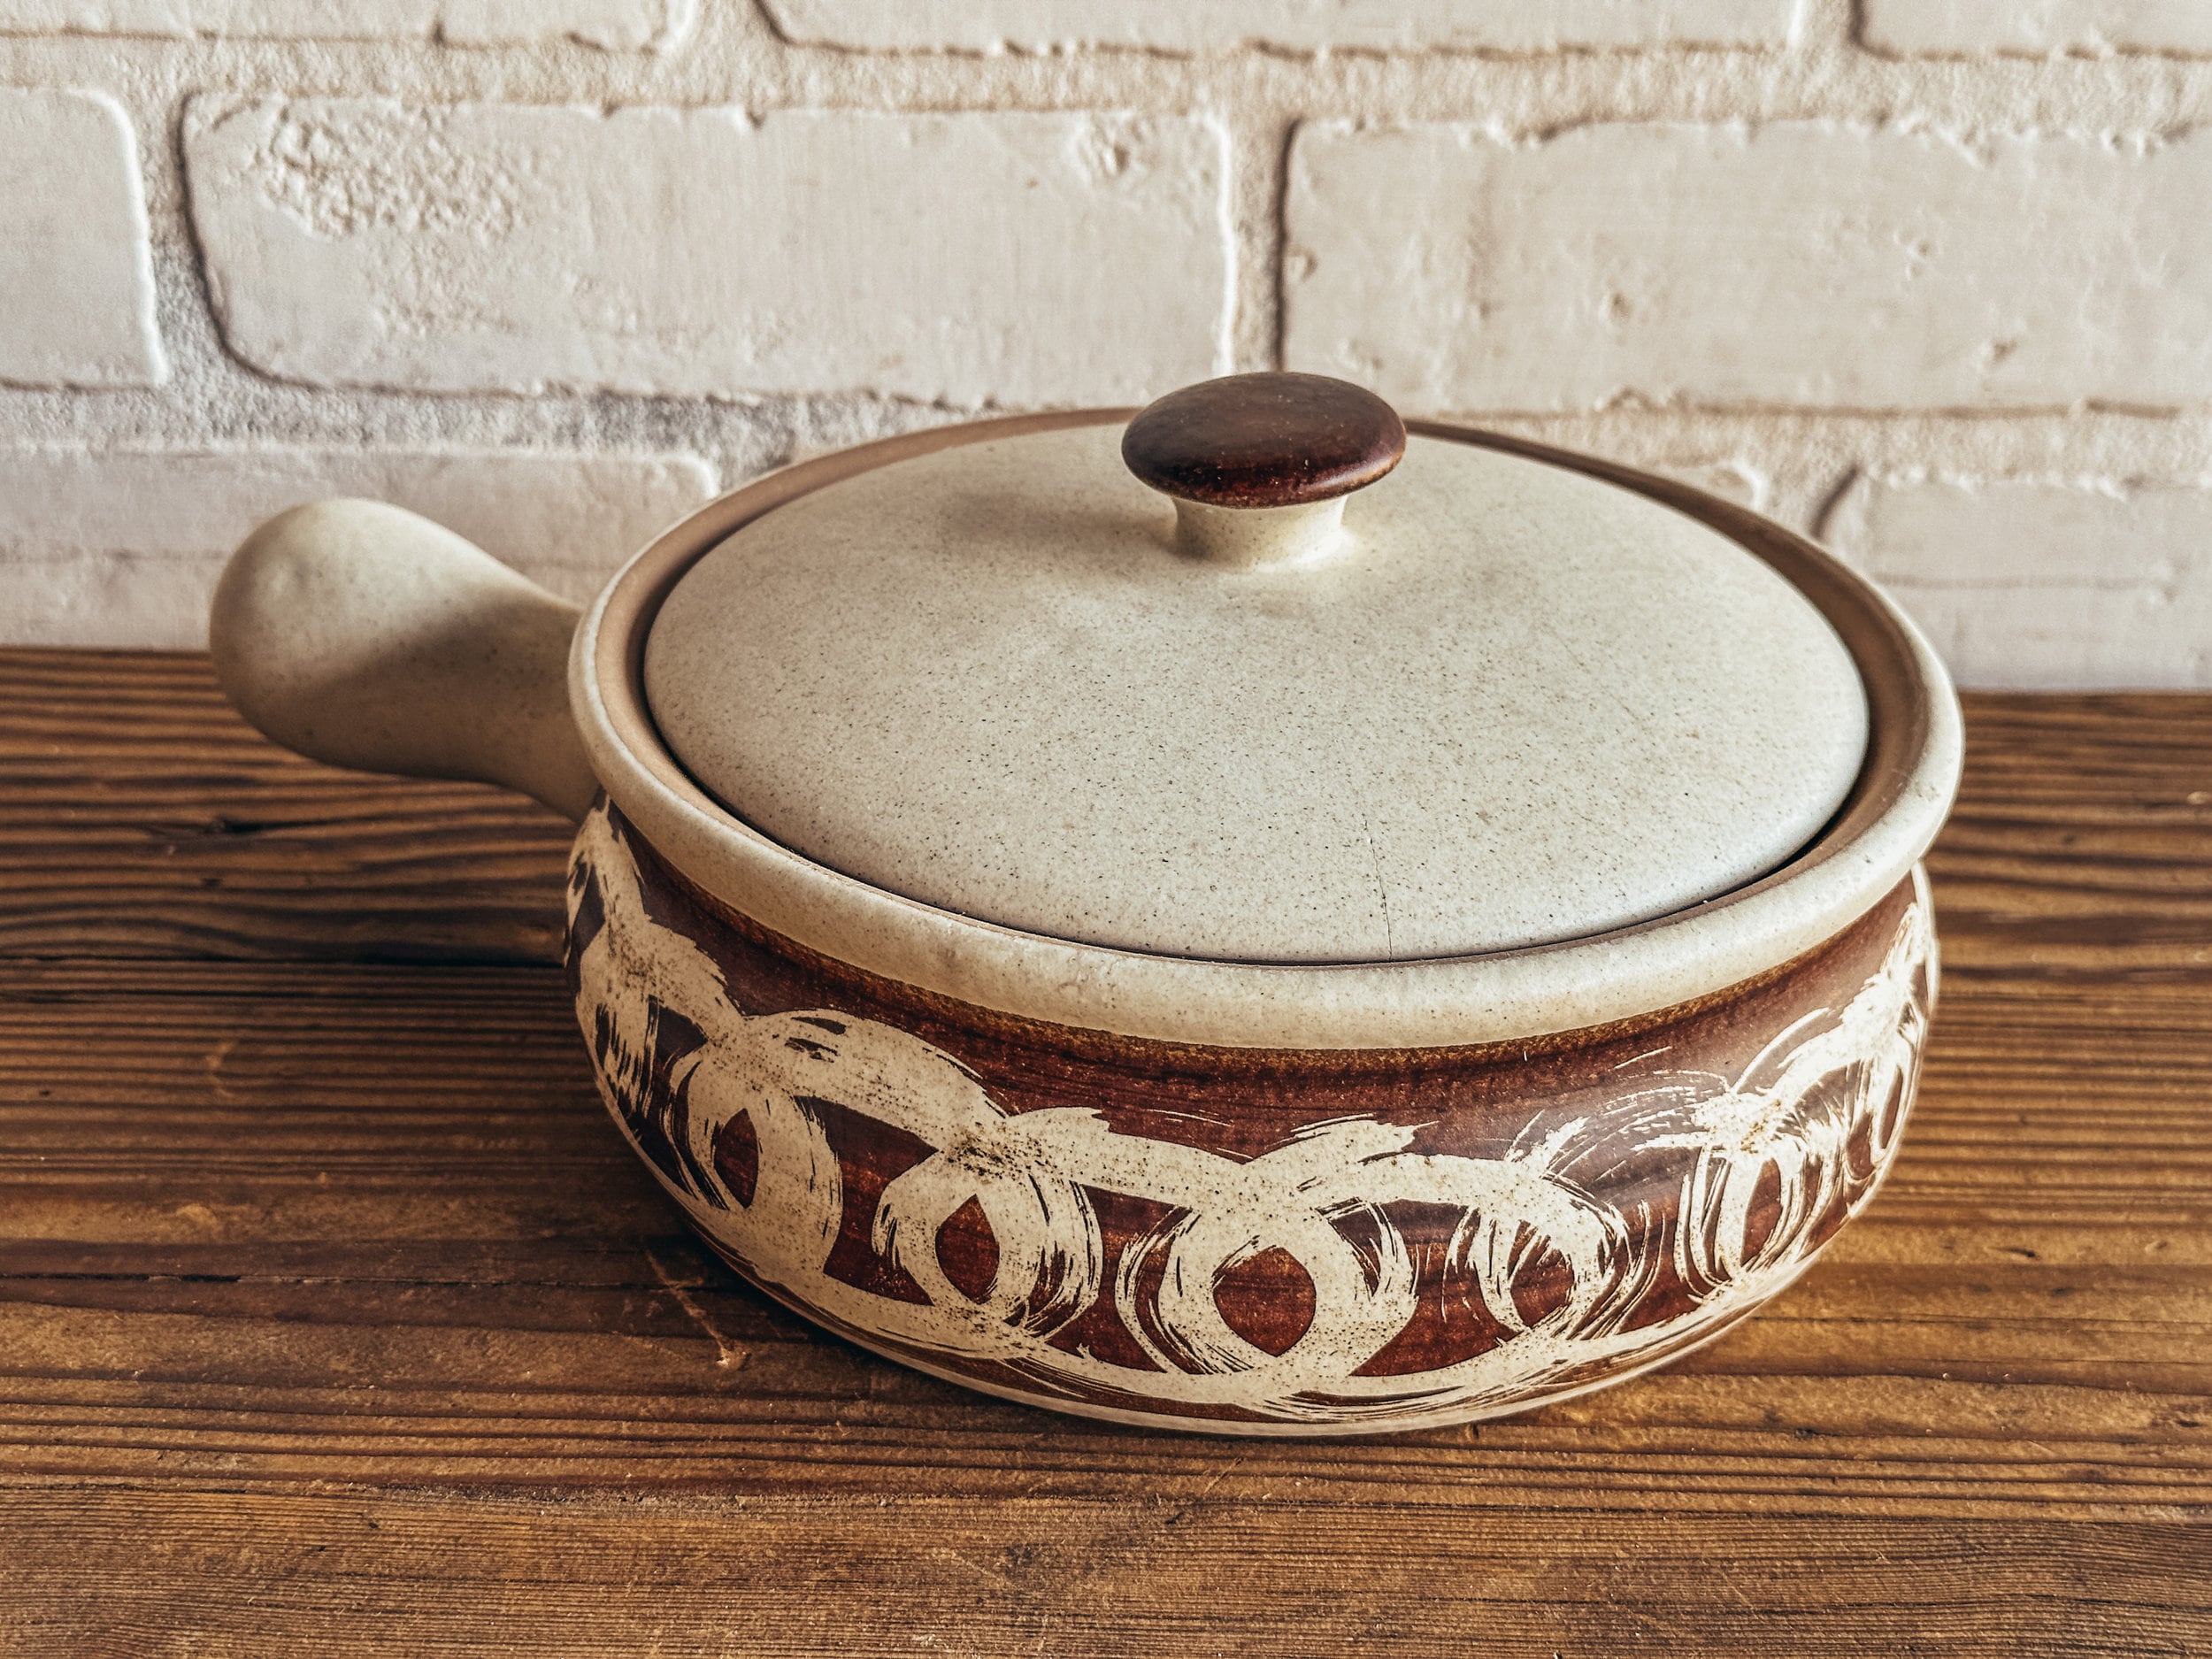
left=568, top=807, right=1932, bottom=1429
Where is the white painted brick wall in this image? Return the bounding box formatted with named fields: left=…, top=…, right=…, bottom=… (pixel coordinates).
left=0, top=449, right=716, bottom=645
left=0, top=1, right=695, bottom=49
left=760, top=0, right=1796, bottom=53
left=1861, top=2, right=2212, bottom=57
left=185, top=102, right=1230, bottom=404
left=1826, top=479, right=2212, bottom=687
left=0, top=88, right=165, bottom=387
left=1283, top=122, right=2212, bottom=411
left=0, top=0, right=2208, bottom=686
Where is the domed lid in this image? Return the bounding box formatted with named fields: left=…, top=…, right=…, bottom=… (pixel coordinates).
left=641, top=374, right=1869, bottom=965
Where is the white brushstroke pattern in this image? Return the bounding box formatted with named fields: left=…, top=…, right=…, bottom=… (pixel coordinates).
left=568, top=806, right=1932, bottom=1428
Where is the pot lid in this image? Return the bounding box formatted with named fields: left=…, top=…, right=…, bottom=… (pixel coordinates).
left=642, top=374, right=1869, bottom=965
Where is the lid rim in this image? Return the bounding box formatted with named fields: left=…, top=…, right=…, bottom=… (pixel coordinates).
left=571, top=411, right=1962, bottom=1050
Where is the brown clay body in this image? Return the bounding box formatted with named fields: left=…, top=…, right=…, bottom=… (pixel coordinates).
left=568, top=803, right=1934, bottom=1434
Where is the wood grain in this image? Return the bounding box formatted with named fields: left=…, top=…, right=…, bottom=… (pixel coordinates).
left=0, top=651, right=2206, bottom=1655
left=1932, top=692, right=2212, bottom=974
left=5, top=1488, right=2206, bottom=1658
left=0, top=650, right=570, bottom=964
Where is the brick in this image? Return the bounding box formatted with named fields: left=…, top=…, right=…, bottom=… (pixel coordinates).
left=1862, top=1, right=2212, bottom=57
left=1283, top=122, right=2212, bottom=412
left=1826, top=478, right=2212, bottom=688
left=0, top=449, right=717, bottom=648
left=0, top=1, right=695, bottom=49
left=185, top=102, right=1229, bottom=406
left=0, top=88, right=164, bottom=388
left=759, top=0, right=1793, bottom=52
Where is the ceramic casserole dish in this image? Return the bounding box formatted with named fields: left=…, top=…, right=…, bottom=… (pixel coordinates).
left=209, top=373, right=1962, bottom=1435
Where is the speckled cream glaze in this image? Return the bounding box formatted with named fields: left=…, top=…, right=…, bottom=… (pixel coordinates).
left=643, top=425, right=1869, bottom=964
left=574, top=413, right=1963, bottom=1051
left=567, top=803, right=1935, bottom=1434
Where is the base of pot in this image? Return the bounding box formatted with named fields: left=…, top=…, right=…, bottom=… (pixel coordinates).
left=687, top=1222, right=1818, bottom=1437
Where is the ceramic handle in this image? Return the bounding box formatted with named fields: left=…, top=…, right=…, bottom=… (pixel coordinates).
left=1122, top=371, right=1406, bottom=568
left=210, top=499, right=600, bottom=822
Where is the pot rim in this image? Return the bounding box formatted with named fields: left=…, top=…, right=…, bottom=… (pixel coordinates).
left=570, top=409, right=1962, bottom=1051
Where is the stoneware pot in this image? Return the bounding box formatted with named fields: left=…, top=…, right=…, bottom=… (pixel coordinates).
left=211, top=373, right=1962, bottom=1436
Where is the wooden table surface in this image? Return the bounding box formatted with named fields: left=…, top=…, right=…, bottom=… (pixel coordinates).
left=2, top=649, right=2207, bottom=1655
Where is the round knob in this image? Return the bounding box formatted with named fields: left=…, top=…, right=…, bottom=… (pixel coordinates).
left=1123, top=372, right=1406, bottom=508
left=1122, top=373, right=1406, bottom=567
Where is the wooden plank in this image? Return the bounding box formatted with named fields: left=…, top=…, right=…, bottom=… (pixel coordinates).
left=0, top=650, right=570, bottom=963
left=4, top=1486, right=2206, bottom=1657
left=1931, top=691, right=2212, bottom=974
left=0, top=650, right=2208, bottom=1651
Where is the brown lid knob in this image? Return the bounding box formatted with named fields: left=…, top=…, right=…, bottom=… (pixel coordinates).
left=1122, top=372, right=1407, bottom=509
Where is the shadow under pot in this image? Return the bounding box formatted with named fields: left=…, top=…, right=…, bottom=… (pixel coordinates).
left=211, top=373, right=1962, bottom=1436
